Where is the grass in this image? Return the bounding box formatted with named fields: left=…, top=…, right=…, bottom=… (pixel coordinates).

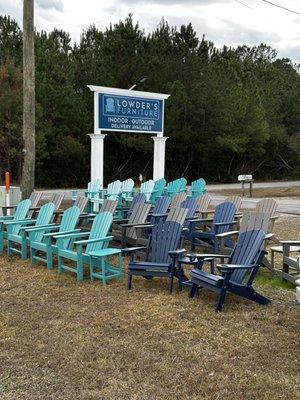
left=0, top=215, right=299, bottom=399
left=213, top=186, right=300, bottom=198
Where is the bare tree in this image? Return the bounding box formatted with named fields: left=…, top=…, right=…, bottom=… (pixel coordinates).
left=21, top=0, right=35, bottom=199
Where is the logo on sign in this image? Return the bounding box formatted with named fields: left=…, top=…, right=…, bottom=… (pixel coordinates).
left=105, top=98, right=115, bottom=113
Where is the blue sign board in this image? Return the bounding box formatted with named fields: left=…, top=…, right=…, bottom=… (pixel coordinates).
left=98, top=93, right=164, bottom=134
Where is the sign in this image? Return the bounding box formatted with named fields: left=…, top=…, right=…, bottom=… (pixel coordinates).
left=238, top=174, right=253, bottom=182
left=98, top=93, right=164, bottom=134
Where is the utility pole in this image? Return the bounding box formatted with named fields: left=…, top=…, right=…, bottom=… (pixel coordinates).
left=21, top=0, right=35, bottom=198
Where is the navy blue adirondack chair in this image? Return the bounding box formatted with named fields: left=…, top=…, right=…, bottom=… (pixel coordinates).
left=149, top=195, right=171, bottom=223
left=188, top=229, right=271, bottom=312
left=123, top=220, right=185, bottom=293
left=189, top=202, right=236, bottom=252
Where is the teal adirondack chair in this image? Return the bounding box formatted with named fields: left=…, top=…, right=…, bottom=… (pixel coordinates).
left=166, top=179, right=182, bottom=197
left=140, top=180, right=155, bottom=202
left=28, top=206, right=80, bottom=269
left=0, top=199, right=31, bottom=252
left=190, top=178, right=207, bottom=198
left=6, top=202, right=55, bottom=260
left=121, top=179, right=135, bottom=202
left=150, top=178, right=166, bottom=204
left=57, top=212, right=120, bottom=283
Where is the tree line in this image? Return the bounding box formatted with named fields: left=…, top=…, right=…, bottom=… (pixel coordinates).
left=0, top=14, right=299, bottom=187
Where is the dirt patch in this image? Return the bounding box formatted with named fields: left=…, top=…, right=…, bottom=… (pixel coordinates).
left=0, top=217, right=299, bottom=400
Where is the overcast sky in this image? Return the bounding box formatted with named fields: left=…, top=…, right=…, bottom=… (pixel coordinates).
left=1, top=0, right=300, bottom=62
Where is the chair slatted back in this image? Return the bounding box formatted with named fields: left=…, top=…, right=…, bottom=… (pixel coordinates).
left=225, top=196, right=242, bottom=211
left=212, top=202, right=236, bottom=234
left=230, top=229, right=265, bottom=284
left=56, top=206, right=80, bottom=249
left=140, top=180, right=155, bottom=201
left=191, top=178, right=206, bottom=197
left=50, top=193, right=64, bottom=210
left=255, top=198, right=277, bottom=216
left=29, top=191, right=42, bottom=207
left=126, top=203, right=151, bottom=240
left=87, top=179, right=101, bottom=200
left=167, top=207, right=188, bottom=226
left=74, top=196, right=88, bottom=214
left=181, top=198, right=198, bottom=219
left=127, top=194, right=147, bottom=217
left=121, top=179, right=134, bottom=199
left=107, top=180, right=122, bottom=200
left=150, top=178, right=166, bottom=203
left=9, top=199, right=31, bottom=235
left=100, top=199, right=118, bottom=215
left=152, top=196, right=171, bottom=215
left=30, top=203, right=56, bottom=242
left=170, top=192, right=187, bottom=208
left=166, top=179, right=182, bottom=196
left=180, top=177, right=187, bottom=192
left=196, top=193, right=211, bottom=212
left=240, top=211, right=271, bottom=234
left=86, top=212, right=113, bottom=253
left=150, top=220, right=182, bottom=264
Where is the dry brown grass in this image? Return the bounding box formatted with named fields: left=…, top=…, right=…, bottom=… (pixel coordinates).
left=0, top=216, right=300, bottom=400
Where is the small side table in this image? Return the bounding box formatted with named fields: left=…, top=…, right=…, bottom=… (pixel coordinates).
left=89, top=248, right=122, bottom=285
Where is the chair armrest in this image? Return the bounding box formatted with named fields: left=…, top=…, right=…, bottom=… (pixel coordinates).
left=217, top=263, right=254, bottom=271
left=0, top=216, right=14, bottom=221
left=186, top=253, right=231, bottom=261
left=134, top=223, right=153, bottom=230
left=169, top=248, right=186, bottom=258
left=151, top=213, right=168, bottom=218
left=265, top=233, right=274, bottom=240
left=122, top=246, right=147, bottom=255
left=29, top=206, right=41, bottom=211
left=1, top=205, right=17, bottom=211
left=3, top=219, right=36, bottom=226
left=53, top=230, right=89, bottom=239
left=44, top=229, right=81, bottom=238
left=280, top=240, right=300, bottom=245
left=25, top=224, right=58, bottom=232
left=74, top=236, right=113, bottom=246
left=214, top=221, right=236, bottom=227
left=121, top=222, right=151, bottom=228
left=216, top=231, right=239, bottom=239
left=270, top=215, right=279, bottom=221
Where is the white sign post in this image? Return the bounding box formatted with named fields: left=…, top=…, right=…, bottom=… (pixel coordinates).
left=88, top=85, right=170, bottom=187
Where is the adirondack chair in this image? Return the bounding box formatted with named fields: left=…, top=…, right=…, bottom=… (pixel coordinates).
left=187, top=229, right=271, bottom=311
left=140, top=180, right=155, bottom=202
left=0, top=199, right=31, bottom=252
left=121, top=193, right=146, bottom=219
left=28, top=206, right=80, bottom=269
left=70, top=179, right=101, bottom=203
left=113, top=203, right=151, bottom=247
left=56, top=212, right=118, bottom=282
left=149, top=178, right=166, bottom=204
left=121, top=179, right=135, bottom=202
left=190, top=178, right=206, bottom=198
left=30, top=193, right=64, bottom=217
left=189, top=202, right=237, bottom=252
left=255, top=198, right=278, bottom=234
left=6, top=203, right=55, bottom=260
left=276, top=240, right=300, bottom=283
left=123, top=220, right=185, bottom=293
left=170, top=192, right=187, bottom=208
left=165, top=179, right=183, bottom=197
left=195, top=194, right=211, bottom=218
left=2, top=191, right=42, bottom=217
left=225, top=196, right=242, bottom=212
left=149, top=195, right=171, bottom=223
left=92, top=180, right=121, bottom=205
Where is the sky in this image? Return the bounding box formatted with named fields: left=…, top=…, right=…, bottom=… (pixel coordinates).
left=1, top=0, right=300, bottom=63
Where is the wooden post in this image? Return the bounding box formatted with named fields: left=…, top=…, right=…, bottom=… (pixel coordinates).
left=21, top=0, right=35, bottom=199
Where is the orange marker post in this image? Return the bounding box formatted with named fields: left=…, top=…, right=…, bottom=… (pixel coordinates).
left=5, top=172, right=11, bottom=215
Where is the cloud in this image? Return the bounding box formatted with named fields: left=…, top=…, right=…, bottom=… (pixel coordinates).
left=36, top=0, right=63, bottom=13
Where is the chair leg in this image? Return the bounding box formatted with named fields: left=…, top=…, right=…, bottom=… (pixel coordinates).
left=46, top=247, right=53, bottom=269
left=101, top=257, right=106, bottom=286
left=189, top=282, right=198, bottom=298
left=127, top=273, right=133, bottom=290
left=58, top=256, right=63, bottom=274
left=89, top=257, right=94, bottom=281
left=21, top=240, right=27, bottom=260
left=215, top=287, right=227, bottom=312
left=77, top=257, right=84, bottom=282
left=191, top=236, right=195, bottom=251
left=118, top=253, right=122, bottom=280
left=0, top=232, right=4, bottom=252
left=7, top=240, right=12, bottom=256
left=169, top=274, right=174, bottom=294
left=30, top=248, right=35, bottom=265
